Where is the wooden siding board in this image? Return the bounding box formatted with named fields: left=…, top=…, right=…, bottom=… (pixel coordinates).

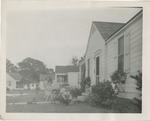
left=85, top=27, right=105, bottom=83
left=106, top=16, right=142, bottom=96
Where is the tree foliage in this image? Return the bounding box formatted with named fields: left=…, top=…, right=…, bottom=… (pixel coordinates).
left=87, top=81, right=115, bottom=107
left=71, top=56, right=79, bottom=65
left=18, top=57, right=51, bottom=82
left=130, top=71, right=142, bottom=91
left=71, top=54, right=85, bottom=65
left=79, top=54, right=85, bottom=63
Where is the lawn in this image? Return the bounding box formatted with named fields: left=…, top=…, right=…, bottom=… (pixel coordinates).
left=7, top=102, right=118, bottom=113
left=6, top=90, right=118, bottom=113
left=6, top=91, right=44, bottom=103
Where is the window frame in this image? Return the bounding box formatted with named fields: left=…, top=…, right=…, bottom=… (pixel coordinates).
left=118, top=35, right=124, bottom=73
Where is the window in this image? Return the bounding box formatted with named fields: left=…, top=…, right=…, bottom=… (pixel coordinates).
left=96, top=56, right=100, bottom=83
left=118, top=36, right=124, bottom=73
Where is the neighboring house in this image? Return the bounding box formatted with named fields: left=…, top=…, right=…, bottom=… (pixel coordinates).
left=23, top=81, right=38, bottom=90
left=7, top=72, right=23, bottom=89
left=39, top=74, right=55, bottom=90
left=6, top=73, right=17, bottom=90
left=22, top=77, right=38, bottom=90
left=55, top=66, right=79, bottom=86
left=81, top=10, right=142, bottom=99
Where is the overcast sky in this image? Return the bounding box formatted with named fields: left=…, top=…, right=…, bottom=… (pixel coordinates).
left=6, top=6, right=141, bottom=69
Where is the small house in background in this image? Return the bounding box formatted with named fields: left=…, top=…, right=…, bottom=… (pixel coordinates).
left=23, top=80, right=38, bottom=90
left=6, top=73, right=17, bottom=90
left=22, top=77, right=38, bottom=90
left=81, top=10, right=142, bottom=99
left=7, top=72, right=23, bottom=90
left=55, top=65, right=79, bottom=86
left=39, top=74, right=55, bottom=90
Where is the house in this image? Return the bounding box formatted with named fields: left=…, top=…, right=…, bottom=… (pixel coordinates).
left=39, top=74, right=55, bottom=90
left=81, top=10, right=142, bottom=99
left=6, top=73, right=17, bottom=90
left=7, top=72, right=23, bottom=89
left=23, top=81, right=38, bottom=90
left=55, top=65, right=79, bottom=86
left=22, top=77, right=38, bottom=90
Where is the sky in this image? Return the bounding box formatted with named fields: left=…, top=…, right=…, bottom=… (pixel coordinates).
left=6, top=5, right=142, bottom=69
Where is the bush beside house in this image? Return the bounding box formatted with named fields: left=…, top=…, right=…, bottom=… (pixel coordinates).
left=70, top=88, right=82, bottom=98
left=80, top=77, right=91, bottom=92
left=86, top=81, right=116, bottom=108
left=85, top=70, right=142, bottom=113
left=130, top=71, right=142, bottom=111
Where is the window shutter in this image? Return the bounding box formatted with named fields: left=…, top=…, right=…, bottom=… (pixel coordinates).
left=114, top=41, right=118, bottom=71
left=124, top=31, right=130, bottom=73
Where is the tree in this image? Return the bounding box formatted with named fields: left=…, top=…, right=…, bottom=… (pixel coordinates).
left=71, top=54, right=85, bottom=65
left=79, top=54, right=85, bottom=63
left=18, top=57, right=50, bottom=82
left=71, top=56, right=79, bottom=66
left=6, top=59, right=18, bottom=72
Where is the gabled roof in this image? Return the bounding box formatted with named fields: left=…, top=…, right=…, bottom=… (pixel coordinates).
left=7, top=72, right=22, bottom=81
left=6, top=73, right=16, bottom=81
left=93, top=21, right=125, bottom=41
left=55, top=65, right=79, bottom=73
left=39, top=74, right=55, bottom=82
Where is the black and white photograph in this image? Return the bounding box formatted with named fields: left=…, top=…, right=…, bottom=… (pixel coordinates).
left=2, top=1, right=150, bottom=120
left=4, top=2, right=143, bottom=114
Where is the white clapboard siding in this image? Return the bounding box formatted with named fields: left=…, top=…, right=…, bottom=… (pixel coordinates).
left=106, top=13, right=142, bottom=98
left=85, top=24, right=105, bottom=84
left=125, top=15, right=142, bottom=93
left=113, top=41, right=118, bottom=71
left=106, top=40, right=117, bottom=80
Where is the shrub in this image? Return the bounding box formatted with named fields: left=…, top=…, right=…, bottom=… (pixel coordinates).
left=85, top=77, right=91, bottom=87
left=111, top=70, right=126, bottom=84
left=70, top=88, right=82, bottom=98
left=130, top=71, right=142, bottom=91
left=80, top=79, right=86, bottom=92
left=130, top=70, right=142, bottom=111
left=110, top=70, right=127, bottom=93
left=80, top=77, right=91, bottom=92
left=87, top=80, right=115, bottom=107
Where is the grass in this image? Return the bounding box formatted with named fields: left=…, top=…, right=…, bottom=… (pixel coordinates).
left=7, top=90, right=41, bottom=94
left=6, top=103, right=119, bottom=113
left=6, top=91, right=44, bottom=103
left=6, top=90, right=118, bottom=113
left=7, top=90, right=140, bottom=113
left=111, top=97, right=141, bottom=113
